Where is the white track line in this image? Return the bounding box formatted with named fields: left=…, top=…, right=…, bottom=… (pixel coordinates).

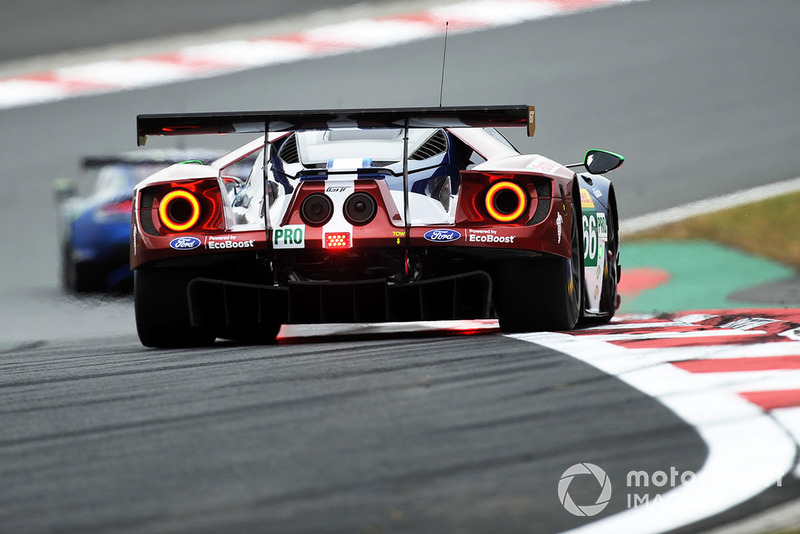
left=680, top=370, right=800, bottom=395
left=632, top=343, right=800, bottom=361
left=773, top=408, right=800, bottom=478
left=573, top=328, right=765, bottom=343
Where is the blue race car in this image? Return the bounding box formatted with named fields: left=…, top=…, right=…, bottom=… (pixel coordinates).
left=55, top=150, right=236, bottom=293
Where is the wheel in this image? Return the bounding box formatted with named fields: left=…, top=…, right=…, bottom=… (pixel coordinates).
left=134, top=266, right=216, bottom=348
left=61, top=244, right=76, bottom=292
left=62, top=244, right=101, bottom=293
left=496, top=202, right=583, bottom=332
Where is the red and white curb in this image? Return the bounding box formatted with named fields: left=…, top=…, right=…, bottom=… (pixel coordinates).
left=512, top=309, right=800, bottom=533
left=0, top=0, right=646, bottom=110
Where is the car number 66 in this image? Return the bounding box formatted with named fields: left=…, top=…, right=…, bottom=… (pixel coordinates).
left=583, top=214, right=597, bottom=261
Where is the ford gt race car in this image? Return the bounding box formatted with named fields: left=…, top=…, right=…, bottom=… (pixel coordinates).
left=132, top=105, right=623, bottom=347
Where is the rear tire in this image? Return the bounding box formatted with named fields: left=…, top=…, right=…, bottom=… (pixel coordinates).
left=134, top=266, right=216, bottom=348
left=497, top=203, right=583, bottom=332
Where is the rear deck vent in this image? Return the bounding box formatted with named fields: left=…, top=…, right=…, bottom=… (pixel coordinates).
left=279, top=134, right=299, bottom=164
left=410, top=130, right=448, bottom=160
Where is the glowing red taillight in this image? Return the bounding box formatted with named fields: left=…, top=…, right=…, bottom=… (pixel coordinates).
left=485, top=181, right=527, bottom=223
left=158, top=190, right=201, bottom=232
left=138, top=179, right=224, bottom=236
left=325, top=232, right=351, bottom=249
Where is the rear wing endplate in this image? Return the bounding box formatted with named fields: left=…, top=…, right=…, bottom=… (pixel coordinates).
left=137, top=105, right=535, bottom=146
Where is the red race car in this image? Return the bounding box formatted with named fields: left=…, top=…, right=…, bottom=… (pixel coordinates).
left=132, top=105, right=623, bottom=347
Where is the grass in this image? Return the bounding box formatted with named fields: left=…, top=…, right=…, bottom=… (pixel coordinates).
left=625, top=190, right=800, bottom=270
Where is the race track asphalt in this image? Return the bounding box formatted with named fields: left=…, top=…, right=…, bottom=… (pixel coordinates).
left=0, top=331, right=704, bottom=532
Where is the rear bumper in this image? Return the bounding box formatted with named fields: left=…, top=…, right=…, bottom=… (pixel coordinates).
left=131, top=219, right=570, bottom=270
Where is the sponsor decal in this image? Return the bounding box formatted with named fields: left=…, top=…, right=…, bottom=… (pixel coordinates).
left=326, top=186, right=350, bottom=193
left=169, top=236, right=201, bottom=250
left=592, top=188, right=604, bottom=199
left=597, top=243, right=605, bottom=278
left=206, top=235, right=256, bottom=250
left=423, top=229, right=461, bottom=243
left=580, top=188, right=595, bottom=209
left=557, top=212, right=563, bottom=244
left=273, top=224, right=305, bottom=249
left=527, top=155, right=561, bottom=175
left=597, top=213, right=608, bottom=236
left=467, top=228, right=515, bottom=244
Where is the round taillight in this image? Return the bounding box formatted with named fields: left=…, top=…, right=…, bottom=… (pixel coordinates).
left=343, top=192, right=377, bottom=226
left=159, top=190, right=201, bottom=232
left=300, top=193, right=334, bottom=227
left=485, top=181, right=527, bottom=222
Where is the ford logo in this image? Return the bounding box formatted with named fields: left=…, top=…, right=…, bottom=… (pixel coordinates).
left=423, top=229, right=461, bottom=243
left=169, top=236, right=201, bottom=250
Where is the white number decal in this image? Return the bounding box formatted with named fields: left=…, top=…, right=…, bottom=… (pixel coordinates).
left=583, top=214, right=597, bottom=260
left=583, top=215, right=589, bottom=258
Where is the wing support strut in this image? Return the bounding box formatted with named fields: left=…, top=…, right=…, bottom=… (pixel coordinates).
left=402, top=119, right=411, bottom=252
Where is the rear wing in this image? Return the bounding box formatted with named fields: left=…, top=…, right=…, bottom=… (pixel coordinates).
left=136, top=105, right=535, bottom=146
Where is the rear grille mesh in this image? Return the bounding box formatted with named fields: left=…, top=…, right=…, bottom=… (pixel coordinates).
left=279, top=134, right=299, bottom=164
left=410, top=130, right=448, bottom=160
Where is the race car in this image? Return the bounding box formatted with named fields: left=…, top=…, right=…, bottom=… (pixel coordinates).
left=132, top=105, right=623, bottom=347
left=54, top=150, right=241, bottom=293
